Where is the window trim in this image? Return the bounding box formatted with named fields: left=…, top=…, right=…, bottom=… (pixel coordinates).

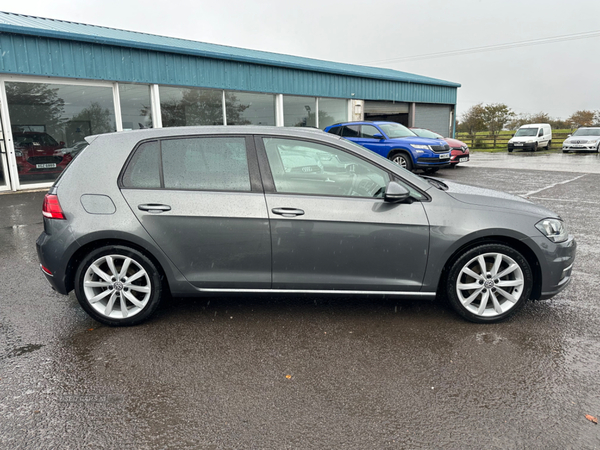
left=118, top=134, right=263, bottom=193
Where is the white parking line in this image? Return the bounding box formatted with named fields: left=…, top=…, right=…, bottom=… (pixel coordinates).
left=522, top=175, right=587, bottom=197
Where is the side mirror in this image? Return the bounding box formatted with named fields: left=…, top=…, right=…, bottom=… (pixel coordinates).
left=384, top=181, right=411, bottom=203
left=567, top=134, right=572, bottom=137
left=373, top=133, right=384, bottom=140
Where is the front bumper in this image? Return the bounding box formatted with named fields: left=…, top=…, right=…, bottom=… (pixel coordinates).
left=530, top=234, right=577, bottom=300
left=563, top=144, right=598, bottom=152
left=508, top=142, right=537, bottom=151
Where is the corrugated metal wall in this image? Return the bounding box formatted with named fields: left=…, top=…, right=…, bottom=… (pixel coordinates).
left=0, top=33, right=458, bottom=105
left=414, top=104, right=452, bottom=136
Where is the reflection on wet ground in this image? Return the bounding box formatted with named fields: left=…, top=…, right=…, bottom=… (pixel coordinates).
left=1, top=159, right=600, bottom=448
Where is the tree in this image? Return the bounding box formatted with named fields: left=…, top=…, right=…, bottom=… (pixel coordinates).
left=567, top=110, right=595, bottom=128
left=458, top=103, right=486, bottom=135
left=482, top=103, right=514, bottom=146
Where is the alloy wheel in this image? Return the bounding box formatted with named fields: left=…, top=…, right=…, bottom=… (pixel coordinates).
left=455, top=252, right=525, bottom=317
left=82, top=254, right=152, bottom=319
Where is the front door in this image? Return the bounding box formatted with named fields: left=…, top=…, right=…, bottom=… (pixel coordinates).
left=256, top=136, right=430, bottom=291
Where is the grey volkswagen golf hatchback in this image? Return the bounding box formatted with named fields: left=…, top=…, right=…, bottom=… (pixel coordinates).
left=37, top=126, right=576, bottom=326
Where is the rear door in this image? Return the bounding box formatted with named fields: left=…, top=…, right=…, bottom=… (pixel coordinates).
left=256, top=135, right=430, bottom=292
left=120, top=135, right=271, bottom=288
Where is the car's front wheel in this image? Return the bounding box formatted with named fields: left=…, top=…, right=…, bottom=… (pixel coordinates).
left=389, top=151, right=413, bottom=171
left=74, top=245, right=163, bottom=326
left=445, top=244, right=533, bottom=323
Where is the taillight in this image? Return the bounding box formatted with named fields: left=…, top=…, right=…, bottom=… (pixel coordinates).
left=42, top=193, right=66, bottom=219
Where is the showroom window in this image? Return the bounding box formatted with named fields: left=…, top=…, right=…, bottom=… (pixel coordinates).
left=159, top=86, right=224, bottom=127
left=5, top=81, right=116, bottom=186
left=119, top=84, right=152, bottom=130
left=225, top=91, right=276, bottom=126
left=318, top=98, right=348, bottom=129
left=283, top=96, right=317, bottom=128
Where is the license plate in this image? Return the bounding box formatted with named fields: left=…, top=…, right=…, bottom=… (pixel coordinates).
left=36, top=163, right=57, bottom=169
left=459, top=157, right=469, bottom=162
left=514, top=143, right=523, bottom=147
left=439, top=153, right=450, bottom=159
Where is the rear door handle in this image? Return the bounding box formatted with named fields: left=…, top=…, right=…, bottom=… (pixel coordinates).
left=138, top=203, right=171, bottom=213
left=272, top=207, right=305, bottom=217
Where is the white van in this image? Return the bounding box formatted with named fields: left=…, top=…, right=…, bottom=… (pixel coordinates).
left=507, top=123, right=552, bottom=152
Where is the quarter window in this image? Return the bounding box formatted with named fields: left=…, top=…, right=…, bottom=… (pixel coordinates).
left=341, top=125, right=360, bottom=138
left=263, top=138, right=389, bottom=198
left=122, top=141, right=161, bottom=189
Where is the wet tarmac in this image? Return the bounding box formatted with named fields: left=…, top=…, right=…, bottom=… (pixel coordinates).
left=1, top=151, right=600, bottom=449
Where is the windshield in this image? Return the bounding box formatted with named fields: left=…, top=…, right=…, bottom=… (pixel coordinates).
left=412, top=128, right=443, bottom=139
left=378, top=123, right=417, bottom=139
left=514, top=128, right=539, bottom=137
left=14, top=133, right=60, bottom=147
left=572, top=128, right=600, bottom=137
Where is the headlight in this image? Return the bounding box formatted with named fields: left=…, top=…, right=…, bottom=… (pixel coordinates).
left=536, top=218, right=568, bottom=243
left=588, top=139, right=598, bottom=144
left=508, top=139, right=514, bottom=143
left=411, top=144, right=431, bottom=150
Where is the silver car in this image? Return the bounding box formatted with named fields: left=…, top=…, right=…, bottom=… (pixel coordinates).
left=36, top=126, right=576, bottom=326
left=562, top=127, right=600, bottom=153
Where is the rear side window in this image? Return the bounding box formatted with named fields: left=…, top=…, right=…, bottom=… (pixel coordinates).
left=161, top=137, right=251, bottom=191
left=327, top=126, right=342, bottom=136
left=121, top=141, right=161, bottom=188
left=341, top=125, right=360, bottom=137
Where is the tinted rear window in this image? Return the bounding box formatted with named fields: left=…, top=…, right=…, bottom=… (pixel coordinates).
left=121, top=141, right=161, bottom=188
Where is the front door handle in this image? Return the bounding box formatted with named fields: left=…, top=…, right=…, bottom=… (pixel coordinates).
left=272, top=207, right=305, bottom=217
left=138, top=203, right=171, bottom=213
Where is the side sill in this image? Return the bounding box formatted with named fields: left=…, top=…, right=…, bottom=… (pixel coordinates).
left=196, top=288, right=436, bottom=297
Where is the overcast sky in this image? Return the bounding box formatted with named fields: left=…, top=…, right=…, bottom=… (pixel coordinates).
left=4, top=0, right=600, bottom=120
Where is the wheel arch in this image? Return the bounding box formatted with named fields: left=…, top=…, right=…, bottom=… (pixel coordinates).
left=387, top=147, right=413, bottom=162
left=64, top=236, right=173, bottom=295
left=436, top=235, right=543, bottom=301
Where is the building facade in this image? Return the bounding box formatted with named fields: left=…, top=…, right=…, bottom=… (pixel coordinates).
left=0, top=12, right=460, bottom=191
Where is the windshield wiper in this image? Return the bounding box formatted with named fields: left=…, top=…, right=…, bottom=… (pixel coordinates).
left=421, top=176, right=448, bottom=191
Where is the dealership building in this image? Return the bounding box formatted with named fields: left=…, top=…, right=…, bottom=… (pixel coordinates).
left=0, top=11, right=460, bottom=192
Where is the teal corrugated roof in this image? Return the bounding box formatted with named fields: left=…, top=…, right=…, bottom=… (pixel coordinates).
left=0, top=11, right=460, bottom=88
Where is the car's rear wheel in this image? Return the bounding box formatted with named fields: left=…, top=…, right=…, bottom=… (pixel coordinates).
left=546, top=140, right=552, bottom=149
left=445, top=244, right=532, bottom=323
left=74, top=246, right=163, bottom=326
left=389, top=151, right=413, bottom=171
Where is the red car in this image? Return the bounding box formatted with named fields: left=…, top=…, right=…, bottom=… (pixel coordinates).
left=410, top=128, right=470, bottom=166
left=13, top=132, right=72, bottom=177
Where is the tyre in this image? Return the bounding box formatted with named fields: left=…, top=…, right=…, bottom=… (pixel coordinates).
left=546, top=140, right=552, bottom=149
left=508, top=148, right=513, bottom=153
left=533, top=142, right=538, bottom=152
left=425, top=167, right=439, bottom=174
left=562, top=150, right=569, bottom=153
left=597, top=144, right=600, bottom=153
left=74, top=245, right=163, bottom=326
left=445, top=243, right=533, bottom=323
left=389, top=152, right=413, bottom=171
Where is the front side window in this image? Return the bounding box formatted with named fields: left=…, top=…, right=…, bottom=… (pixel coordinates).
left=161, top=137, right=250, bottom=191
left=360, top=125, right=380, bottom=138
left=263, top=138, right=389, bottom=198
left=378, top=123, right=416, bottom=139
